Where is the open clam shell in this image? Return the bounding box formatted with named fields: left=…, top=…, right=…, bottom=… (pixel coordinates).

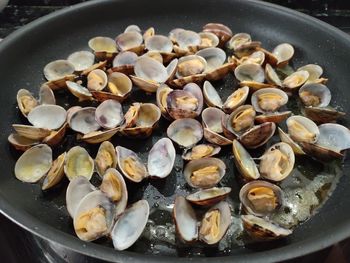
left=299, top=83, right=331, bottom=107
left=278, top=127, right=305, bottom=155
left=115, top=31, right=144, bottom=53
left=297, top=64, right=323, bottom=82
left=203, top=23, right=232, bottom=47
left=167, top=118, right=203, bottom=148
left=232, top=140, right=260, bottom=180
left=87, top=69, right=108, bottom=91
left=203, top=81, right=223, bottom=108
left=100, top=168, right=128, bottom=216
left=226, top=105, right=256, bottom=137
left=14, top=144, right=52, bottom=183
left=156, top=84, right=173, bottom=119
left=66, top=176, right=96, bottom=218
left=303, top=106, right=345, bottom=124
left=80, top=128, right=119, bottom=144
left=199, top=201, right=231, bottom=245
left=239, top=180, right=283, bottom=217
left=107, top=72, right=132, bottom=99
left=227, top=33, right=251, bottom=51
left=265, top=63, right=282, bottom=86
left=110, top=51, right=138, bottom=75
left=73, top=190, right=115, bottom=242
left=183, top=157, right=226, bottom=188
left=282, top=70, right=309, bottom=91
left=42, top=152, right=66, bottom=190
left=116, top=146, right=148, bottom=182
left=66, top=81, right=93, bottom=101
left=239, top=122, right=276, bottom=149
left=242, top=214, right=292, bottom=240
left=239, top=50, right=265, bottom=66
left=67, top=51, right=95, bottom=72
left=234, top=63, right=265, bottom=83
left=39, top=84, right=56, bottom=105
left=43, top=60, right=75, bottom=81
left=272, top=43, right=294, bottom=67
left=251, top=88, right=288, bottom=114
left=173, top=196, right=198, bottom=243
left=145, top=35, right=173, bottom=53
left=111, top=200, right=149, bottom=250
left=286, top=115, right=319, bottom=144
left=174, top=30, right=201, bottom=52
left=199, top=32, right=219, bottom=48
left=202, top=107, right=232, bottom=146
left=95, top=100, right=123, bottom=129
left=186, top=187, right=231, bottom=206
left=16, top=89, right=38, bottom=117
left=88, top=36, right=117, bottom=60
left=124, top=25, right=141, bottom=33
left=64, top=146, right=94, bottom=181
left=222, top=86, right=249, bottom=113
left=316, top=123, right=350, bottom=153
left=8, top=133, right=40, bottom=151
left=69, top=107, right=101, bottom=135
left=12, top=124, right=51, bottom=140
left=182, top=144, right=221, bottom=161
left=28, top=104, right=66, bottom=130
left=95, top=141, right=117, bottom=177
left=147, top=138, right=176, bottom=179
left=176, top=55, right=207, bottom=78
left=259, top=142, right=295, bottom=181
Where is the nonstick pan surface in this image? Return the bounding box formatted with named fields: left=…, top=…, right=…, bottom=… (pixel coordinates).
left=1, top=0, right=350, bottom=262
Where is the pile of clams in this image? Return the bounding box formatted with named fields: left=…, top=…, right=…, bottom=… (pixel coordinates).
left=9, top=23, right=350, bottom=251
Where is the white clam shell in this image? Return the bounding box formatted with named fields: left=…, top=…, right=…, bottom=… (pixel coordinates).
left=112, top=51, right=138, bottom=67
left=272, top=43, right=294, bottom=65
left=145, top=35, right=173, bottom=53
left=111, top=200, right=149, bottom=250
left=28, top=105, right=66, bottom=130
left=88, top=36, right=117, bottom=52
left=167, top=118, right=203, bottom=148
left=95, top=100, right=123, bottom=129
left=66, top=81, right=92, bottom=101
left=203, top=81, right=223, bottom=108
left=39, top=85, right=56, bottom=105
left=298, top=83, right=331, bottom=107
left=67, top=51, right=95, bottom=71
left=147, top=138, right=176, bottom=178
left=134, top=56, right=168, bottom=83
left=43, top=59, right=75, bottom=81
left=251, top=87, right=288, bottom=114
left=234, top=63, right=264, bottom=83
left=14, top=144, right=52, bottom=183
left=316, top=123, right=350, bottom=152
left=196, top=47, right=226, bottom=72
left=286, top=115, right=319, bottom=144
left=64, top=146, right=94, bottom=181
left=69, top=107, right=101, bottom=134
left=116, top=31, right=143, bottom=51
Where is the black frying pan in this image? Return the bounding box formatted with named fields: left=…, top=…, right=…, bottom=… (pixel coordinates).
left=1, top=0, right=350, bottom=262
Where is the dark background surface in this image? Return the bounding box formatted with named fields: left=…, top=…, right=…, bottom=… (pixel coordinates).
left=1, top=0, right=350, bottom=262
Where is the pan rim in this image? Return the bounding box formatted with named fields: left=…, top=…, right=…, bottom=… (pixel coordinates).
left=1, top=0, right=350, bottom=262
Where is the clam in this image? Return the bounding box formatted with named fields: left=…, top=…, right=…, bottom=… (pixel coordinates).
left=286, top=115, right=319, bottom=144
left=174, top=55, right=207, bottom=85
left=196, top=47, right=233, bottom=81
left=265, top=63, right=282, bottom=86
left=88, top=36, right=117, bottom=61
left=43, top=60, right=75, bottom=81
left=95, top=100, right=123, bottom=129
left=80, top=128, right=119, bottom=144
left=238, top=51, right=265, bottom=66
left=106, top=72, right=132, bottom=99
left=66, top=176, right=96, bottom=217
left=66, top=81, right=93, bottom=101
left=234, top=63, right=265, bottom=85
left=297, top=64, right=325, bottom=83
left=199, top=32, right=219, bottom=48
left=301, top=123, right=350, bottom=161
left=222, top=86, right=250, bottom=113
left=145, top=34, right=174, bottom=53
left=241, top=214, right=292, bottom=240
left=199, top=201, right=231, bottom=245
left=167, top=118, right=203, bottom=148
left=111, top=200, right=149, bottom=250
left=183, top=157, right=226, bottom=188
left=12, top=124, right=51, bottom=140
left=278, top=127, right=305, bottom=155
left=142, top=50, right=164, bottom=64
left=225, top=105, right=256, bottom=137
left=73, top=190, right=115, bottom=241
left=124, top=24, right=141, bottom=33
left=87, top=69, right=108, bottom=91
left=8, top=133, right=40, bottom=151
left=27, top=105, right=66, bottom=130
left=186, top=187, right=231, bottom=206
left=259, top=142, right=295, bottom=181
left=66, top=106, right=82, bottom=123
left=116, top=146, right=148, bottom=182
left=109, top=51, right=138, bottom=75
left=121, top=103, right=161, bottom=138
left=156, top=84, right=173, bottom=119
left=131, top=57, right=177, bottom=92
left=282, top=70, right=309, bottom=91
left=42, top=152, right=66, bottom=190
left=298, top=83, right=331, bottom=107
left=202, top=107, right=232, bottom=146
left=203, top=81, right=223, bottom=108
left=228, top=33, right=261, bottom=57
left=95, top=141, right=117, bottom=177
left=239, top=122, right=276, bottom=149
left=182, top=144, right=221, bottom=161
left=147, top=138, right=176, bottom=178
left=39, top=84, right=56, bottom=105
left=69, top=107, right=101, bottom=135
left=173, top=196, right=198, bottom=242
left=168, top=28, right=185, bottom=43
left=166, top=83, right=203, bottom=119
left=239, top=180, right=283, bottom=216
left=100, top=168, right=127, bottom=216
left=303, top=106, right=345, bottom=124
left=14, top=144, right=52, bottom=183
left=67, top=51, right=95, bottom=71
left=115, top=31, right=144, bottom=54
left=64, top=146, right=94, bottom=181
left=232, top=140, right=260, bottom=180
left=44, top=74, right=75, bottom=91
left=16, top=89, right=38, bottom=117
left=172, top=30, right=201, bottom=55
left=272, top=43, right=294, bottom=67
left=143, top=27, right=155, bottom=41
left=81, top=60, right=108, bottom=77
left=257, top=48, right=278, bottom=66
left=202, top=23, right=233, bottom=47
